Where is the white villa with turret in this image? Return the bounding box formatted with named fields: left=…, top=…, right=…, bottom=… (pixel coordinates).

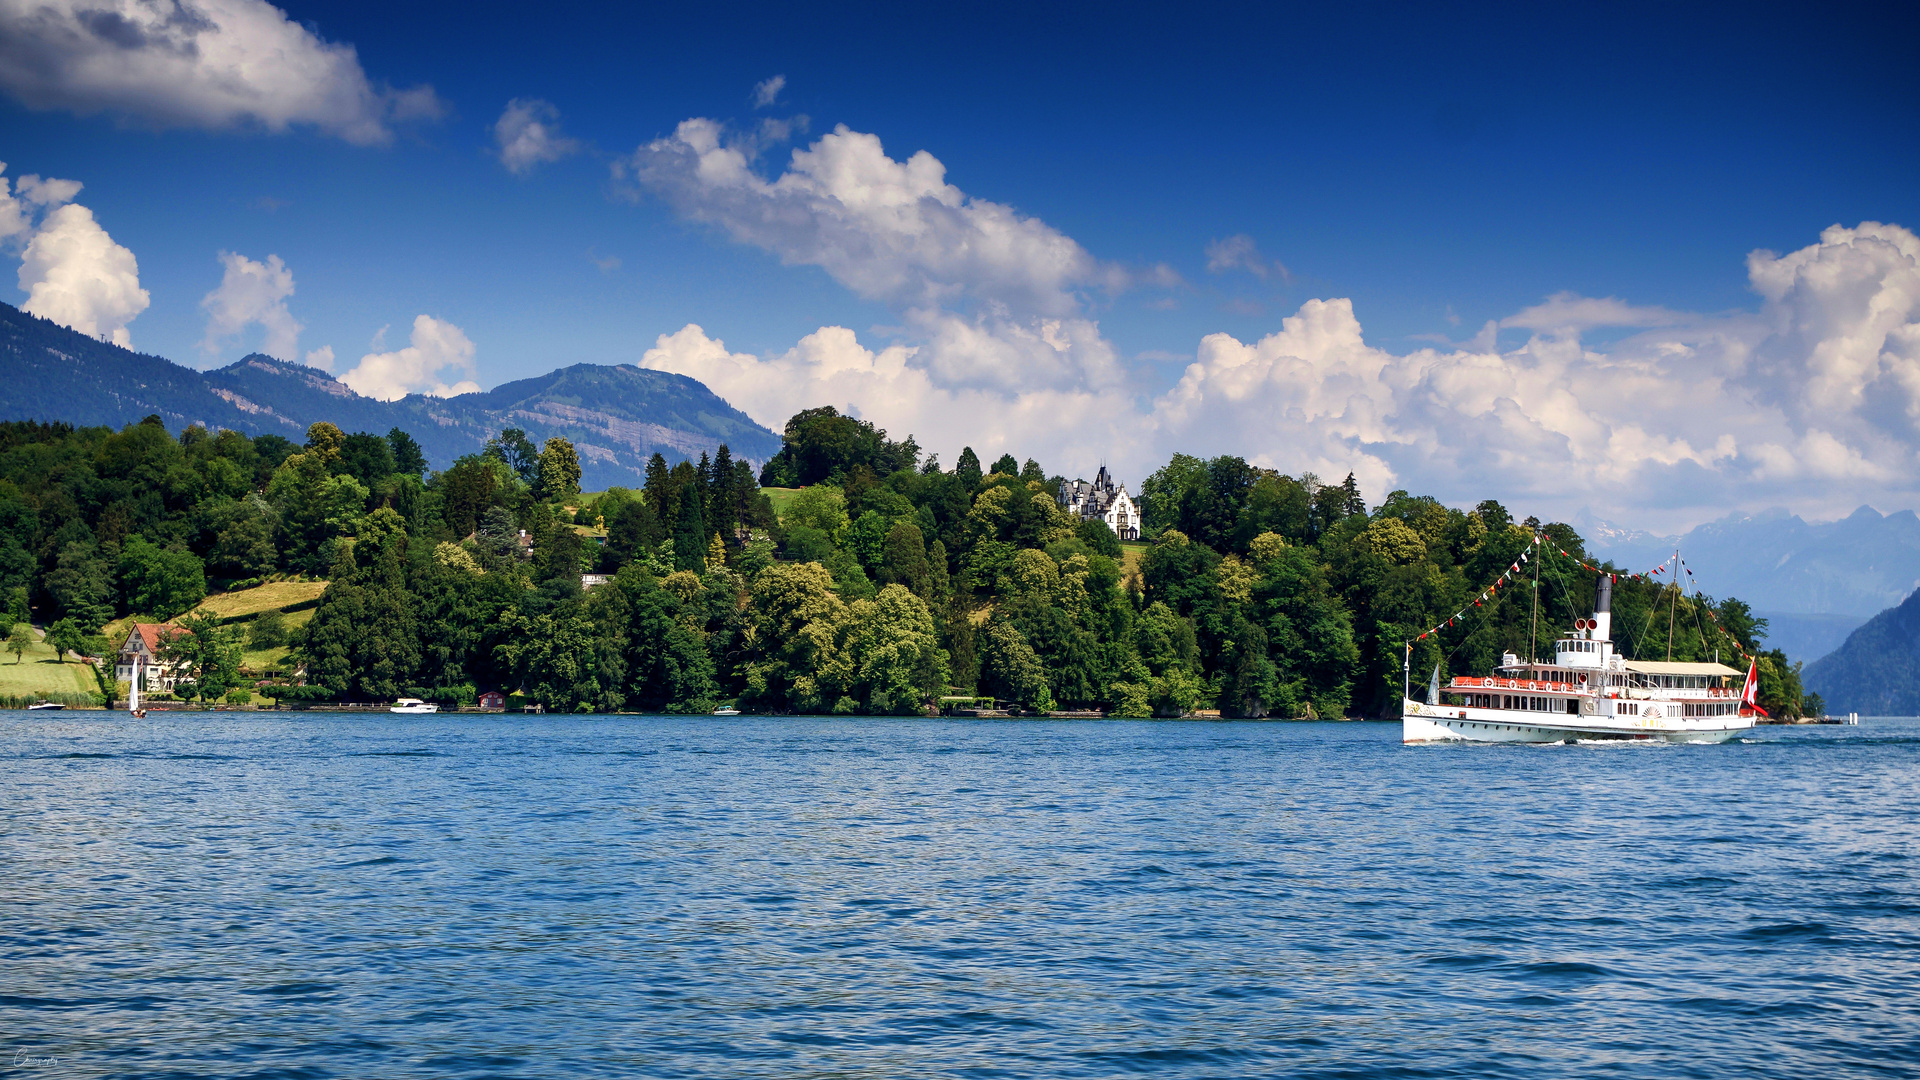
left=1057, top=466, right=1142, bottom=540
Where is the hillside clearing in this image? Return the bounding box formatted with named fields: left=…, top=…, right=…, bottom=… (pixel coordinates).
left=0, top=630, right=95, bottom=698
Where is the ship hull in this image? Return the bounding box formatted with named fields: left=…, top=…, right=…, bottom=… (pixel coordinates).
left=1402, top=700, right=1752, bottom=745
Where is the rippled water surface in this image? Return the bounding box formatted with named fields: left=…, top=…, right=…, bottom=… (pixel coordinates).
left=5, top=713, right=1920, bottom=1078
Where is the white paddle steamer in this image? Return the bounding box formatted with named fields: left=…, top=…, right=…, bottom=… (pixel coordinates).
left=1403, top=576, right=1761, bottom=744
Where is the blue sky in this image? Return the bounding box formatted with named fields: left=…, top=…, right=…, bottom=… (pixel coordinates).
left=3, top=0, right=1918, bottom=530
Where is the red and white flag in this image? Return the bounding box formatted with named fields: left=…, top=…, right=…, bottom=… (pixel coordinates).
left=1741, top=658, right=1769, bottom=718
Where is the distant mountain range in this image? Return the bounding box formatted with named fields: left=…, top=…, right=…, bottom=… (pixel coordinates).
left=0, top=301, right=780, bottom=489
left=1580, top=506, right=1920, bottom=636
left=1803, top=589, right=1920, bottom=716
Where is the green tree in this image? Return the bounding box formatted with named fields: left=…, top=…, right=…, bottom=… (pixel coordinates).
left=784, top=484, right=850, bottom=540
left=208, top=500, right=278, bottom=581
left=248, top=611, right=289, bottom=650
left=760, top=406, right=918, bottom=486
left=45, top=617, right=84, bottom=662
left=535, top=437, right=582, bottom=501
left=268, top=446, right=370, bottom=574
left=878, top=521, right=934, bottom=599
left=977, top=620, right=1054, bottom=711
left=834, top=584, right=949, bottom=713
left=299, top=539, right=422, bottom=700
left=485, top=428, right=540, bottom=485
left=672, top=484, right=707, bottom=573
left=954, top=447, right=983, bottom=489
left=1074, top=517, right=1122, bottom=558
left=7, top=622, right=33, bottom=663
left=338, top=431, right=397, bottom=487
left=708, top=444, right=739, bottom=545
left=118, top=536, right=207, bottom=619
left=158, top=613, right=244, bottom=702
left=498, top=607, right=618, bottom=712
left=739, top=562, right=847, bottom=713
left=644, top=453, right=674, bottom=519
left=848, top=510, right=890, bottom=574
left=387, top=427, right=428, bottom=478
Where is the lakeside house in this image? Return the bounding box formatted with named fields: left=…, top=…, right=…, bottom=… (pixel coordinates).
left=1057, top=466, right=1142, bottom=540
left=117, top=623, right=189, bottom=691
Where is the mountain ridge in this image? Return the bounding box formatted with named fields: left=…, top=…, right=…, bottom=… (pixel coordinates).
left=1803, top=588, right=1920, bottom=716
left=0, top=301, right=780, bottom=488
left=1580, top=505, right=1920, bottom=620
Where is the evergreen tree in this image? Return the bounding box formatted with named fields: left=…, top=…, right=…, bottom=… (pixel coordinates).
left=990, top=452, right=1020, bottom=478
left=672, top=484, right=707, bottom=573
left=955, top=447, right=983, bottom=489
left=879, top=521, right=933, bottom=600
left=388, top=427, right=428, bottom=478
left=709, top=444, right=738, bottom=545
left=1341, top=472, right=1366, bottom=517
left=644, top=453, right=673, bottom=519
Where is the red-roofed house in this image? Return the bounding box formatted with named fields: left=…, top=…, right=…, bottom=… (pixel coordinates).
left=117, top=623, right=190, bottom=691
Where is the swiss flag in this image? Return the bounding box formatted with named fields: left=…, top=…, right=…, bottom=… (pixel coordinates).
left=1742, top=658, right=1769, bottom=718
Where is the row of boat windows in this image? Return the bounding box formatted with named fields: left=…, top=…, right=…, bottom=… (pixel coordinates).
left=1617, top=702, right=1738, bottom=717
left=1450, top=693, right=1580, bottom=715
left=1516, top=671, right=1730, bottom=690
left=1631, top=674, right=1729, bottom=689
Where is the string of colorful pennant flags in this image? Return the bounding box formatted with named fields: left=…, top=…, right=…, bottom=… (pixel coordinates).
left=1405, top=537, right=1759, bottom=664
left=1409, top=535, right=1541, bottom=644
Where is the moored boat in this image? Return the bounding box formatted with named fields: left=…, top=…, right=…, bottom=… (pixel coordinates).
left=1404, top=575, right=1761, bottom=745
left=27, top=700, right=65, bottom=710
left=390, top=698, right=440, bottom=714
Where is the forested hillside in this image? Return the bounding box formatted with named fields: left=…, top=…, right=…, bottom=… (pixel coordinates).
left=0, top=408, right=1811, bottom=716
left=1804, top=589, right=1920, bottom=716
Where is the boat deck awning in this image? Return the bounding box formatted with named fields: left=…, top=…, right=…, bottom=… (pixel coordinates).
left=1622, top=660, right=1743, bottom=677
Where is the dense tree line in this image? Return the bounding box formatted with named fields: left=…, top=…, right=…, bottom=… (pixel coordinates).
left=0, top=412, right=1812, bottom=716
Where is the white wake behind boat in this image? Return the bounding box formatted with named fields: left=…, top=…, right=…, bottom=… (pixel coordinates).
left=1404, top=575, right=1760, bottom=745
left=390, top=698, right=440, bottom=714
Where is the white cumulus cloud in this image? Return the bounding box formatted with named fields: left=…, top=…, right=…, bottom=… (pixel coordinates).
left=200, top=249, right=300, bottom=360
left=339, top=314, right=480, bottom=401
left=304, top=345, right=334, bottom=371
left=493, top=97, right=580, bottom=174
left=15, top=194, right=149, bottom=348
left=0, top=0, right=443, bottom=144
left=751, top=74, right=785, bottom=109
left=618, top=119, right=1126, bottom=316
left=641, top=323, right=1141, bottom=478
left=643, top=220, right=1920, bottom=532
left=619, top=115, right=1920, bottom=529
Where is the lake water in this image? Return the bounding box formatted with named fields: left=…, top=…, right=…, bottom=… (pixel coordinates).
left=4, top=714, right=1919, bottom=1079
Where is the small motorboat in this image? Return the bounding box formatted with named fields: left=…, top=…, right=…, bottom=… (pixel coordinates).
left=390, top=698, right=440, bottom=714
left=27, top=701, right=65, bottom=710
left=711, top=706, right=741, bottom=716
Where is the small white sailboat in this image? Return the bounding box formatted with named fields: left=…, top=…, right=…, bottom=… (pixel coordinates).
left=390, top=698, right=440, bottom=714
